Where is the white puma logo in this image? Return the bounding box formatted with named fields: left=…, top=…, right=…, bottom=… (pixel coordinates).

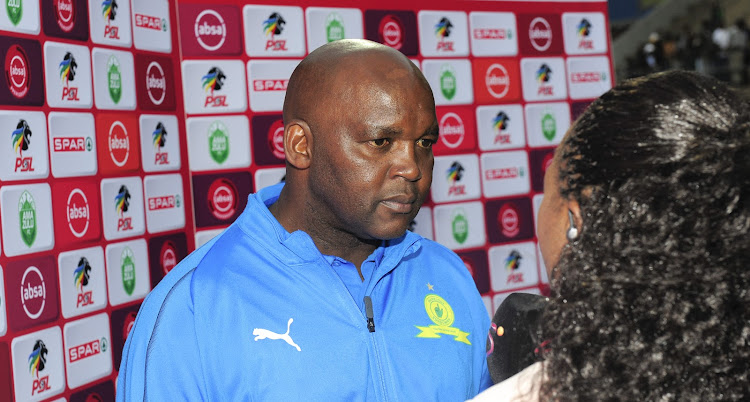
left=253, top=318, right=301, bottom=352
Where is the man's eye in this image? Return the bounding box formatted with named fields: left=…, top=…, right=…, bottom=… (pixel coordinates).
left=369, top=138, right=390, bottom=147
left=417, top=138, right=436, bottom=148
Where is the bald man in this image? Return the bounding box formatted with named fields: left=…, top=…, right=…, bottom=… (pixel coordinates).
left=117, top=40, right=491, bottom=401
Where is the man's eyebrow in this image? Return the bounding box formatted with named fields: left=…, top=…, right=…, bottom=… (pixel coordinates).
left=372, top=126, right=402, bottom=136
left=424, top=124, right=440, bottom=138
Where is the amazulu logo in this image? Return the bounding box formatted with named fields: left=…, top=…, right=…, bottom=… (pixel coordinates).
left=541, top=112, right=556, bottom=141
left=18, top=190, right=37, bottom=247
left=152, top=122, right=167, bottom=150
left=263, top=12, right=285, bottom=37
left=59, top=52, right=77, bottom=86
left=102, top=0, right=117, bottom=23
left=6, top=0, right=22, bottom=26
left=451, top=208, right=468, bottom=244
left=121, top=247, right=135, bottom=296
left=440, top=64, right=456, bottom=100
left=107, top=55, right=122, bottom=104
left=208, top=121, right=229, bottom=164
left=12, top=119, right=31, bottom=156
left=416, top=294, right=470, bottom=344
left=326, top=12, right=345, bottom=42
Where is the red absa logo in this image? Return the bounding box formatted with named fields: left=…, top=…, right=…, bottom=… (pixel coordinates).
left=21, top=266, right=47, bottom=320
left=267, top=119, right=285, bottom=159
left=379, top=15, right=403, bottom=50
left=160, top=241, right=178, bottom=276
left=473, top=59, right=519, bottom=104
left=208, top=178, right=238, bottom=220
left=5, top=44, right=30, bottom=99
left=96, top=113, right=139, bottom=174
left=439, top=112, right=465, bottom=149
left=123, top=311, right=137, bottom=342
left=194, top=9, right=227, bottom=52
left=67, top=188, right=90, bottom=238
left=498, top=203, right=520, bottom=238
left=145, top=61, right=166, bottom=106
left=55, top=0, right=75, bottom=32
left=485, top=63, right=510, bottom=99
left=108, top=121, right=130, bottom=167
left=529, top=17, right=552, bottom=52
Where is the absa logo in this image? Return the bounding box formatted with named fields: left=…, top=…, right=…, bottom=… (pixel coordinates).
left=74, top=257, right=94, bottom=307
left=485, top=63, right=510, bottom=99
left=208, top=178, right=237, bottom=220
left=102, top=0, right=121, bottom=39
left=194, top=9, right=227, bottom=51
left=160, top=241, right=177, bottom=276
left=5, top=44, right=30, bottom=99
left=108, top=121, right=130, bottom=167
left=435, top=17, right=454, bottom=51
left=12, top=119, right=35, bottom=172
left=447, top=161, right=466, bottom=196
left=145, top=61, right=166, bottom=106
left=379, top=15, right=403, bottom=50
left=267, top=119, right=285, bottom=159
left=263, top=12, right=287, bottom=51
left=152, top=122, right=169, bottom=165
left=28, top=339, right=52, bottom=395
left=202, top=66, right=228, bottom=108
left=529, top=17, right=552, bottom=52
left=66, top=188, right=90, bottom=238
left=439, top=112, right=464, bottom=149
left=59, top=52, right=80, bottom=101
left=498, top=203, right=520, bottom=237
left=56, top=0, right=76, bottom=32
left=21, top=266, right=47, bottom=320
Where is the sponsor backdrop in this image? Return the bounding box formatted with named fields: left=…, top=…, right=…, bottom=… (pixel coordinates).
left=0, top=0, right=611, bottom=399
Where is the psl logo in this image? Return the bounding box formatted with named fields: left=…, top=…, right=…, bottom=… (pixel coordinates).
left=577, top=19, right=594, bottom=50
left=101, top=0, right=120, bottom=38
left=29, top=340, right=52, bottom=395
left=152, top=122, right=169, bottom=165
left=115, top=185, right=133, bottom=231
left=59, top=52, right=80, bottom=101
left=12, top=119, right=35, bottom=172
left=493, top=112, right=511, bottom=145
left=447, top=162, right=466, bottom=196
left=263, top=12, right=287, bottom=51
left=435, top=17, right=454, bottom=51
left=202, top=67, right=228, bottom=107
left=74, top=257, right=95, bottom=307
left=536, top=64, right=553, bottom=96
left=505, top=250, right=524, bottom=284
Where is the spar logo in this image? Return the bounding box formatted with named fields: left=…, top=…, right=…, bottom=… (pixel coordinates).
left=28, top=340, right=52, bottom=395
left=108, top=120, right=130, bottom=167
left=145, top=61, right=166, bottom=106
left=202, top=66, right=228, bottom=108
left=208, top=178, right=238, bottom=220
left=505, top=250, right=524, bottom=283
left=473, top=27, right=513, bottom=40
left=21, top=266, right=46, bottom=320
left=194, top=9, right=226, bottom=51
left=74, top=257, right=94, bottom=307
left=160, top=241, right=178, bottom=276
left=571, top=71, right=607, bottom=83
left=434, top=17, right=454, bottom=51
left=152, top=122, right=169, bottom=165
left=440, top=64, right=456, bottom=100
left=12, top=119, right=35, bottom=172
left=263, top=12, right=287, bottom=51
left=115, top=185, right=133, bottom=232
left=56, top=0, right=76, bottom=32
left=379, top=15, right=403, bottom=50
left=541, top=112, right=556, bottom=141
left=485, top=166, right=524, bottom=181
left=208, top=120, right=229, bottom=164
left=577, top=19, right=593, bottom=50
left=147, top=193, right=180, bottom=211
left=68, top=337, right=107, bottom=363
left=253, top=78, right=288, bottom=91
left=493, top=111, right=511, bottom=144
left=326, top=12, right=345, bottom=42
left=135, top=13, right=167, bottom=32
left=451, top=208, right=468, bottom=244
left=447, top=162, right=466, bottom=196
left=485, top=63, right=510, bottom=99
left=7, top=0, right=22, bottom=25
left=101, top=0, right=120, bottom=39
left=536, top=64, right=553, bottom=96
left=120, top=247, right=136, bottom=295
left=19, top=190, right=37, bottom=247
left=66, top=188, right=90, bottom=238
left=107, top=55, right=122, bottom=104
left=439, top=112, right=464, bottom=149
left=498, top=203, right=519, bottom=237
left=529, top=17, right=552, bottom=52
left=267, top=119, right=285, bottom=159
left=5, top=44, right=30, bottom=99
left=59, top=52, right=80, bottom=101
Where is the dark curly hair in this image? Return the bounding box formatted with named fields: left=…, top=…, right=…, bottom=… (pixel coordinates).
left=540, top=71, right=750, bottom=401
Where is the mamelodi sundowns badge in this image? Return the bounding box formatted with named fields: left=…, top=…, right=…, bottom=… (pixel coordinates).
left=11, top=326, right=65, bottom=401
left=58, top=246, right=107, bottom=319
left=247, top=59, right=300, bottom=112
left=422, top=59, right=473, bottom=106
left=433, top=107, right=476, bottom=156
left=181, top=59, right=247, bottom=114
left=178, top=4, right=242, bottom=57
left=63, top=313, right=112, bottom=389
left=476, top=104, right=526, bottom=152
left=5, top=256, right=59, bottom=332
left=42, top=0, right=89, bottom=40
left=243, top=5, right=305, bottom=57
left=0, top=110, right=49, bottom=181
left=87, top=0, right=132, bottom=47
left=488, top=241, right=539, bottom=292
left=431, top=154, right=481, bottom=203
left=100, top=176, right=145, bottom=241
left=364, top=10, right=418, bottom=56
left=43, top=41, right=93, bottom=108
left=192, top=171, right=251, bottom=228
left=480, top=150, right=531, bottom=199
left=48, top=112, right=97, bottom=178
left=92, top=47, right=136, bottom=110
left=105, top=238, right=150, bottom=306
left=0, top=37, right=44, bottom=106
left=433, top=201, right=486, bottom=251
left=0, top=183, right=54, bottom=257
left=469, top=12, right=517, bottom=57
left=52, top=180, right=101, bottom=247
left=139, top=114, right=180, bottom=172
left=305, top=7, right=364, bottom=52
left=135, top=54, right=176, bottom=111
left=96, top=112, right=140, bottom=174
left=0, top=0, right=40, bottom=34
left=417, top=10, right=469, bottom=57
left=143, top=173, right=186, bottom=233
left=186, top=115, right=251, bottom=172
left=131, top=0, right=172, bottom=53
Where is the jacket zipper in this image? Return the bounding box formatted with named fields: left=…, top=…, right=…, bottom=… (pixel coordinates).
left=364, top=295, right=389, bottom=401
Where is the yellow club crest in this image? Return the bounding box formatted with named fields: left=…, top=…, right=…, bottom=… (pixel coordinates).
left=416, top=294, right=470, bottom=345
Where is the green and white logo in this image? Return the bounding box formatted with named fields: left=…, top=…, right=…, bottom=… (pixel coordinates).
left=175, top=194, right=181, bottom=208
left=208, top=121, right=229, bottom=164
left=541, top=112, right=556, bottom=141
left=86, top=137, right=93, bottom=151
left=161, top=18, right=168, bottom=32
left=18, top=190, right=36, bottom=247
left=451, top=208, right=468, bottom=244
left=107, top=55, right=122, bottom=104
left=121, top=247, right=136, bottom=296
left=440, top=64, right=456, bottom=101
left=326, top=13, right=345, bottom=42
left=100, top=337, right=109, bottom=353
left=6, top=0, right=22, bottom=26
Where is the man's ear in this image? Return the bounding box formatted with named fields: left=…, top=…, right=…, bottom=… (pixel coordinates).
left=284, top=120, right=312, bottom=169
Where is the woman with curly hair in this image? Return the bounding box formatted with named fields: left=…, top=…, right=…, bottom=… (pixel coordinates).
left=471, top=70, right=750, bottom=401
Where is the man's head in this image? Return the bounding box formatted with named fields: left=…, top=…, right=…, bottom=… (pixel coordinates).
left=281, top=39, right=438, bottom=241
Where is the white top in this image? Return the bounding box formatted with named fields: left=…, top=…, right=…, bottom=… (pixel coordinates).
left=467, top=361, right=543, bottom=402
